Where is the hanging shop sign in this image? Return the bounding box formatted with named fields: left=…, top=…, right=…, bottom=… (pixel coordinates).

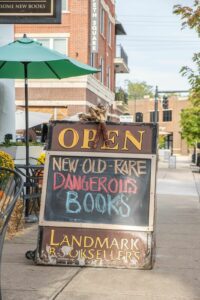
left=36, top=121, right=158, bottom=269
left=0, top=0, right=61, bottom=24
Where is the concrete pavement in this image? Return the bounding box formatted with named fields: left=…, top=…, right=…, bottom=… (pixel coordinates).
left=1, top=156, right=200, bottom=300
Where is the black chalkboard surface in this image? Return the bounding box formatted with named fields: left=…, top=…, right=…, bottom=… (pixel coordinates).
left=44, top=155, right=151, bottom=226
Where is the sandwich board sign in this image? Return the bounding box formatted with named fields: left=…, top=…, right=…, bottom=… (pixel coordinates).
left=36, top=121, right=157, bottom=269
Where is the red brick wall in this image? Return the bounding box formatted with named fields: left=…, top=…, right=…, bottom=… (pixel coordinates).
left=15, top=0, right=116, bottom=92
left=14, top=0, right=117, bottom=118
left=16, top=87, right=86, bottom=100
left=128, top=97, right=190, bottom=155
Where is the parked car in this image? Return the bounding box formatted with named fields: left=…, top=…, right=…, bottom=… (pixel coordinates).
left=16, top=134, right=25, bottom=142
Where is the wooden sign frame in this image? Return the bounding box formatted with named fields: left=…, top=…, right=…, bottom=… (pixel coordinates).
left=39, top=151, right=157, bottom=232
left=0, top=0, right=61, bottom=24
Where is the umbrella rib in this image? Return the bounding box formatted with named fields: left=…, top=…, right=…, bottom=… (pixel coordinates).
left=0, top=61, right=7, bottom=71
left=44, top=62, right=61, bottom=79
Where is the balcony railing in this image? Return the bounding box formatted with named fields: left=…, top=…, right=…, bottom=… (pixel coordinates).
left=114, top=44, right=129, bottom=73
left=116, top=44, right=128, bottom=66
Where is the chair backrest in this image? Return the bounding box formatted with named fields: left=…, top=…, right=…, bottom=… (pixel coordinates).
left=0, top=167, right=23, bottom=300
left=0, top=168, right=23, bottom=236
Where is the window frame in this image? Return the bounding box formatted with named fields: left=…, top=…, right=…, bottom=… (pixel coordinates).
left=33, top=37, right=68, bottom=55
left=108, top=20, right=112, bottom=47
left=62, top=0, right=69, bottom=12
left=107, top=65, right=111, bottom=89
left=163, top=110, right=172, bottom=122
left=90, top=53, right=96, bottom=67
left=100, top=6, right=105, bottom=36
left=100, top=57, right=104, bottom=84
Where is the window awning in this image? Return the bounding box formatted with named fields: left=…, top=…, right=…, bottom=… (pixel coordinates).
left=115, top=21, right=126, bottom=35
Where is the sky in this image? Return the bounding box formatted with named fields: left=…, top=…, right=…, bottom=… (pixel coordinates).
left=116, top=0, right=200, bottom=92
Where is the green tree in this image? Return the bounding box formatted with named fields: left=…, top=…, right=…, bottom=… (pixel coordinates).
left=173, top=1, right=200, bottom=34
left=174, top=1, right=200, bottom=145
left=115, top=87, right=128, bottom=104
left=127, top=81, right=153, bottom=100
left=180, top=107, right=200, bottom=145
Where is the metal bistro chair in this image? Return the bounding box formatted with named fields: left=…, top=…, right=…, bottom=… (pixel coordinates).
left=0, top=167, right=23, bottom=300
left=14, top=158, right=44, bottom=222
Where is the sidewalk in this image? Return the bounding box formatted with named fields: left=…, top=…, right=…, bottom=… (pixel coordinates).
left=2, top=156, right=200, bottom=300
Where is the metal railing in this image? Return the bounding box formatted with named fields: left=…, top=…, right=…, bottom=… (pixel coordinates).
left=0, top=167, right=23, bottom=300
left=116, top=44, right=128, bottom=66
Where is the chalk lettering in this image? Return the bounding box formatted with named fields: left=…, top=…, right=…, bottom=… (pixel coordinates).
left=114, top=159, right=147, bottom=177
left=45, top=156, right=151, bottom=226
left=119, top=194, right=131, bottom=217
left=82, top=158, right=107, bottom=174
left=65, top=191, right=81, bottom=213
left=53, top=157, right=80, bottom=172
left=95, top=193, right=106, bottom=214
left=83, top=193, right=95, bottom=213
left=65, top=192, right=131, bottom=218
left=53, top=173, right=137, bottom=194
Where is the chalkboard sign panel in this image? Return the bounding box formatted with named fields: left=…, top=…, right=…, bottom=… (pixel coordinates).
left=43, top=154, right=152, bottom=227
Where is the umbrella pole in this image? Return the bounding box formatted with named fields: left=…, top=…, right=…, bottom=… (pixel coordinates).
left=24, top=62, right=30, bottom=218
left=24, top=62, right=29, bottom=167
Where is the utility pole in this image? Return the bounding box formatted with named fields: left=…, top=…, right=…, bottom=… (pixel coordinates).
left=154, top=86, right=159, bottom=123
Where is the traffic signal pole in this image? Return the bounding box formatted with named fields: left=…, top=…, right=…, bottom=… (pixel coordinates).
left=154, top=86, right=159, bottom=123
left=154, top=87, right=189, bottom=123
left=154, top=87, right=189, bottom=155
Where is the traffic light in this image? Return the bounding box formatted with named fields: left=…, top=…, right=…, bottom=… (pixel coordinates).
left=162, top=96, right=168, bottom=109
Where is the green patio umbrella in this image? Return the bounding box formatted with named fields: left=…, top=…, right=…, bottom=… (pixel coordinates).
left=0, top=34, right=99, bottom=166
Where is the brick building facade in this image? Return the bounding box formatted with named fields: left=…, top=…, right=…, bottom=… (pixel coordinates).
left=14, top=0, right=129, bottom=121
left=128, top=96, right=189, bottom=155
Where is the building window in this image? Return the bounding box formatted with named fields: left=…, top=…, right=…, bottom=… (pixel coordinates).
left=35, top=38, right=68, bottom=55
left=62, top=0, right=68, bottom=11
left=100, top=57, right=104, bottom=83
left=108, top=20, right=112, bottom=46
left=136, top=112, right=143, bottom=122
left=100, top=7, right=105, bottom=35
left=107, top=66, right=111, bottom=89
left=163, top=110, right=172, bottom=122
left=37, top=38, right=50, bottom=48
left=165, top=134, right=173, bottom=150
left=53, top=38, right=67, bottom=54
left=150, top=111, right=159, bottom=122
